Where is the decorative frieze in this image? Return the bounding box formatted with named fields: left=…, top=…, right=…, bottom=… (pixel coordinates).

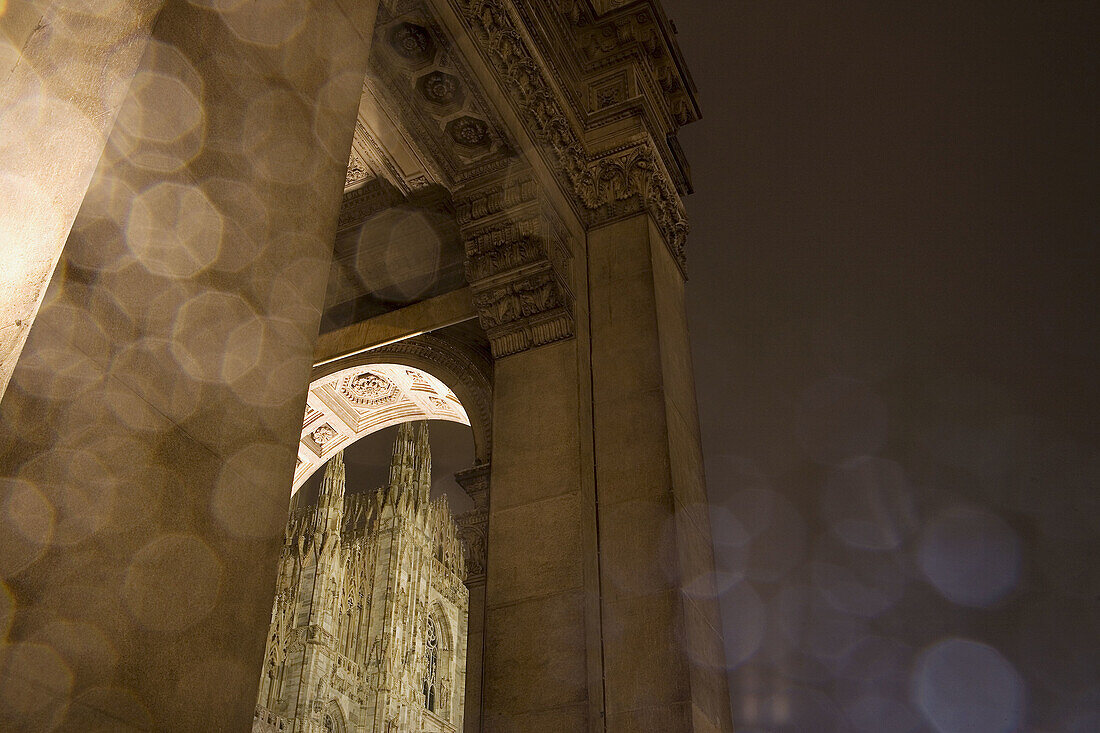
left=572, top=2, right=698, bottom=126
left=454, top=0, right=691, bottom=270
left=253, top=705, right=288, bottom=733
left=471, top=272, right=573, bottom=357
left=463, top=219, right=544, bottom=281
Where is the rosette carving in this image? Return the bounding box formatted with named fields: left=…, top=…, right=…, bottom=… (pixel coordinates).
left=340, top=371, right=399, bottom=406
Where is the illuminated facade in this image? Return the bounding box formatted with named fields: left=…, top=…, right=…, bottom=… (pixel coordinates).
left=255, top=422, right=467, bottom=733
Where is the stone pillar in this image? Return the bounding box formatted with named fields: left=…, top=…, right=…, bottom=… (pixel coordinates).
left=458, top=171, right=605, bottom=732
left=0, top=1, right=379, bottom=730
left=0, top=0, right=167, bottom=396
left=455, top=463, right=490, bottom=733
left=482, top=340, right=599, bottom=732
left=588, top=212, right=734, bottom=732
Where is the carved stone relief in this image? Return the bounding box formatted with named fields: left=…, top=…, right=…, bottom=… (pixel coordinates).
left=454, top=0, right=692, bottom=268
left=455, top=169, right=576, bottom=357
left=455, top=463, right=490, bottom=586
left=368, top=5, right=516, bottom=188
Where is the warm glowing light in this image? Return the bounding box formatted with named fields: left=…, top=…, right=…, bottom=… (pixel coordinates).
left=292, top=364, right=470, bottom=493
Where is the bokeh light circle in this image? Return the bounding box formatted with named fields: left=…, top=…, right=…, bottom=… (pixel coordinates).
left=918, top=507, right=1021, bottom=607
left=913, top=638, right=1024, bottom=733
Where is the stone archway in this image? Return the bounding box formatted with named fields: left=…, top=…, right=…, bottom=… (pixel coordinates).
left=1, top=1, right=732, bottom=731
left=321, top=701, right=349, bottom=733
left=306, top=326, right=493, bottom=731
left=312, top=329, right=494, bottom=468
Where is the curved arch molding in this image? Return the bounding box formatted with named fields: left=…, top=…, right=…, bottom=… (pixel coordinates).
left=294, top=363, right=468, bottom=493
left=296, top=332, right=494, bottom=494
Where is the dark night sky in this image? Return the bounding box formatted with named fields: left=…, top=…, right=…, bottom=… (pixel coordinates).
left=664, top=2, right=1098, bottom=729
left=668, top=0, right=1097, bottom=447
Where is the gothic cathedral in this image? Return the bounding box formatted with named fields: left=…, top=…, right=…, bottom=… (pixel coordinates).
left=254, top=422, right=469, bottom=733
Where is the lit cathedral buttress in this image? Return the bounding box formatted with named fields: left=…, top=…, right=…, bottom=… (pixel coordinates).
left=254, top=422, right=468, bottom=733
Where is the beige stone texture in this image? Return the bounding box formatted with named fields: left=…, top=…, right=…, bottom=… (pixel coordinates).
left=0, top=0, right=380, bottom=729
left=483, top=591, right=589, bottom=718
left=1, top=1, right=730, bottom=730
left=255, top=433, right=468, bottom=733
left=588, top=213, right=734, bottom=731
left=0, top=0, right=166, bottom=397
left=482, top=341, right=598, bottom=729
left=462, top=582, right=486, bottom=732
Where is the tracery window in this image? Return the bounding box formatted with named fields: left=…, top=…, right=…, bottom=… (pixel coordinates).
left=423, top=615, right=438, bottom=711
left=321, top=703, right=346, bottom=733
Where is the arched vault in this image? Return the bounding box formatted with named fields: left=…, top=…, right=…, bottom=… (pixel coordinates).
left=294, top=363, right=469, bottom=493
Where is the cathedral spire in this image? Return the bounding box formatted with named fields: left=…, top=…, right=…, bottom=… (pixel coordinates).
left=317, top=450, right=345, bottom=534
left=388, top=420, right=432, bottom=507
left=388, top=421, right=416, bottom=490
left=415, top=420, right=432, bottom=505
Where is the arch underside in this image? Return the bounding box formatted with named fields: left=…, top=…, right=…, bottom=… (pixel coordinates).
left=311, top=323, right=495, bottom=469
left=294, top=362, right=470, bottom=493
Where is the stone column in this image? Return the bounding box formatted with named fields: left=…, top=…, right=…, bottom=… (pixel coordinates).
left=0, top=0, right=166, bottom=396
left=455, top=463, right=490, bottom=733
left=588, top=212, right=734, bottom=732
left=0, top=1, right=379, bottom=730
left=458, top=170, right=605, bottom=732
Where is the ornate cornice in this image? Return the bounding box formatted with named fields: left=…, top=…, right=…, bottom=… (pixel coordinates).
left=579, top=140, right=689, bottom=263
left=451, top=0, right=690, bottom=271
left=471, top=272, right=573, bottom=356
left=552, top=0, right=700, bottom=128
left=454, top=463, right=490, bottom=505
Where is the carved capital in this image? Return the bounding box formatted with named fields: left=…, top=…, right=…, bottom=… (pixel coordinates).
left=454, top=462, right=491, bottom=508
left=457, top=172, right=576, bottom=358
left=579, top=141, right=689, bottom=264
left=470, top=272, right=573, bottom=357
left=455, top=462, right=490, bottom=586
